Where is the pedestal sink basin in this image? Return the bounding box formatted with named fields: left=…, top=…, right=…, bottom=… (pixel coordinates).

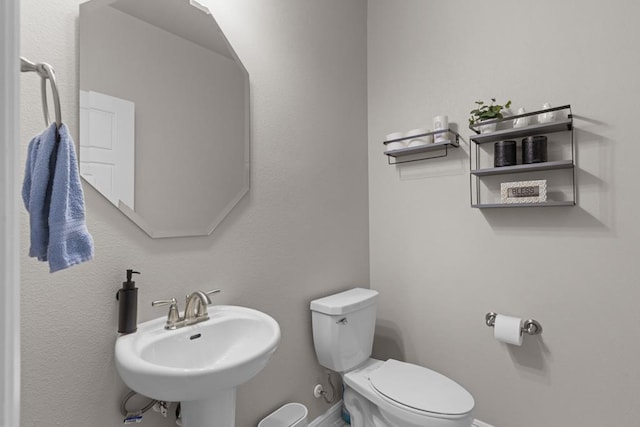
left=115, top=305, right=280, bottom=427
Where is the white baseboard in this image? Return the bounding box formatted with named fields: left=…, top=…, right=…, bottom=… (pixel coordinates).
left=308, top=401, right=343, bottom=427
left=308, top=403, right=493, bottom=427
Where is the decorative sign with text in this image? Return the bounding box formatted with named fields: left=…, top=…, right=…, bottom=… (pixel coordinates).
left=500, top=180, right=547, bottom=204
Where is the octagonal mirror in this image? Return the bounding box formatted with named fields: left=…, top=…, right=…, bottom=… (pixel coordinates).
left=79, top=0, right=250, bottom=238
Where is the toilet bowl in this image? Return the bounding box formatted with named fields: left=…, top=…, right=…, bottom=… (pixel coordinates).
left=310, top=288, right=474, bottom=427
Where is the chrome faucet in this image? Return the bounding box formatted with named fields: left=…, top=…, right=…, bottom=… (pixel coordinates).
left=152, top=289, right=221, bottom=330
left=184, top=290, right=212, bottom=322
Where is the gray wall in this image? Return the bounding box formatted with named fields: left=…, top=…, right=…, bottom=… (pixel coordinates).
left=20, top=0, right=368, bottom=426
left=368, top=1, right=640, bottom=426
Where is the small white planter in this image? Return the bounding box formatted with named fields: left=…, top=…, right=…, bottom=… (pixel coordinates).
left=479, top=120, right=497, bottom=134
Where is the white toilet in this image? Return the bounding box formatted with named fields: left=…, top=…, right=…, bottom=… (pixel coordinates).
left=310, top=288, right=474, bottom=427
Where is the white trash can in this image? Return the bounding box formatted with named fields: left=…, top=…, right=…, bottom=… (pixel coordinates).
left=258, top=403, right=308, bottom=427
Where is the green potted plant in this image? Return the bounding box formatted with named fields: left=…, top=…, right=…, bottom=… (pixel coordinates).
left=469, top=98, right=512, bottom=134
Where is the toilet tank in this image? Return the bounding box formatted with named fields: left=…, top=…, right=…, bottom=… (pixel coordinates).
left=310, top=288, right=378, bottom=372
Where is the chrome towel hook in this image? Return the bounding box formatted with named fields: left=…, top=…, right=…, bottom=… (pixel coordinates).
left=485, top=312, right=543, bottom=336
left=20, top=56, right=62, bottom=128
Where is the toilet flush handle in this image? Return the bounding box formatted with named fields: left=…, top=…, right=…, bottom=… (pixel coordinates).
left=336, top=317, right=348, bottom=325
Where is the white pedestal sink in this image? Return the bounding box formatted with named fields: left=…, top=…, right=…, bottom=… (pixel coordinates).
left=115, top=305, right=281, bottom=427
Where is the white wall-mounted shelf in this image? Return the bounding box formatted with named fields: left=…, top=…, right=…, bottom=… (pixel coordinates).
left=469, top=105, right=576, bottom=208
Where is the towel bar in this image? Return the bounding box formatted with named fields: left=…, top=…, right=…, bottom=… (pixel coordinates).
left=20, top=56, right=62, bottom=128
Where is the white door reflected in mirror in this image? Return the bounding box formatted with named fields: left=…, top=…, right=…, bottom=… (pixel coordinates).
left=79, top=90, right=135, bottom=210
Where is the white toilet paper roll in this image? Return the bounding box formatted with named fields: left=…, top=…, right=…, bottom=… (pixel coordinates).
left=494, top=314, right=523, bottom=346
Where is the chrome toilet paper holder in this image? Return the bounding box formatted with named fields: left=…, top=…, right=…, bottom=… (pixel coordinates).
left=485, top=312, right=543, bottom=336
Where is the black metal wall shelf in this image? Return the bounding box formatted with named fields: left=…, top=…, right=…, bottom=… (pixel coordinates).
left=471, top=201, right=575, bottom=209
left=469, top=105, right=576, bottom=208
left=384, top=129, right=460, bottom=165
left=470, top=118, right=573, bottom=144
left=469, top=104, right=572, bottom=144
left=471, top=160, right=574, bottom=177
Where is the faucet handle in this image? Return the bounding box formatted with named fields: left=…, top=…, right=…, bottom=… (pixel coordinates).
left=152, top=298, right=177, bottom=307
left=204, top=289, right=221, bottom=303
left=152, top=298, right=180, bottom=328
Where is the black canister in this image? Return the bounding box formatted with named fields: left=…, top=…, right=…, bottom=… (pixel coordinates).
left=522, top=136, right=548, bottom=164
left=494, top=140, right=517, bottom=167
left=116, top=269, right=140, bottom=334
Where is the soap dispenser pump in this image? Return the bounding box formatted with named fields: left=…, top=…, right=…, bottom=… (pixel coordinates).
left=116, top=269, right=140, bottom=334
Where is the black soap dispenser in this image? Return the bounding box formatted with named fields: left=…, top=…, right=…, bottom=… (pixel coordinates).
left=117, top=269, right=140, bottom=334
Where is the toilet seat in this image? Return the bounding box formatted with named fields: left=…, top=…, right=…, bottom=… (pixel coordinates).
left=368, top=359, right=474, bottom=416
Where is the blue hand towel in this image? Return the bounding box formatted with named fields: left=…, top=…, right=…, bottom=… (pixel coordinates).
left=22, top=123, right=94, bottom=272
left=22, top=123, right=57, bottom=261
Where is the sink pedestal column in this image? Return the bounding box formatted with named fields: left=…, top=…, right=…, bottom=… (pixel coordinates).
left=181, top=389, right=236, bottom=427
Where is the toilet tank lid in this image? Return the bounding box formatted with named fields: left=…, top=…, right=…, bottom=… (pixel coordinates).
left=310, top=288, right=378, bottom=315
